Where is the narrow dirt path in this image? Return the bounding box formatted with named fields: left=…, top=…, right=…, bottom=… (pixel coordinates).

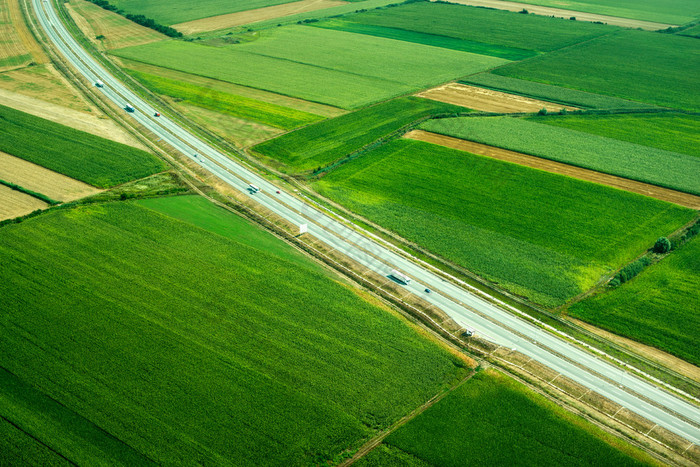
left=405, top=130, right=700, bottom=209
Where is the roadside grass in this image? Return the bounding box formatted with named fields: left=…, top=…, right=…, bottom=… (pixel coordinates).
left=421, top=116, right=700, bottom=195
left=0, top=198, right=469, bottom=464
left=127, top=68, right=323, bottom=130
left=493, top=30, right=700, bottom=111
left=384, top=370, right=651, bottom=466
left=112, top=26, right=506, bottom=109
left=461, top=73, right=656, bottom=109
left=534, top=113, right=700, bottom=159
left=0, top=104, right=166, bottom=187
left=328, top=1, right=614, bottom=52
left=513, top=0, right=699, bottom=25
left=311, top=20, right=536, bottom=61
left=313, top=139, right=694, bottom=306
left=252, top=97, right=466, bottom=173
left=108, top=0, right=297, bottom=25
left=569, top=234, right=700, bottom=365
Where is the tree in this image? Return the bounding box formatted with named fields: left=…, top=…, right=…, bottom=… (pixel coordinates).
left=653, top=237, right=671, bottom=254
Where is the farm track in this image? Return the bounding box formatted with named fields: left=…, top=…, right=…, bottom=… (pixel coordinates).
left=173, top=0, right=347, bottom=34
left=405, top=130, right=700, bottom=209
left=436, top=0, right=676, bottom=30
left=418, top=82, right=578, bottom=113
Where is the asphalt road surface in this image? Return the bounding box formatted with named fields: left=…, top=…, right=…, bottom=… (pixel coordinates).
left=32, top=0, right=700, bottom=445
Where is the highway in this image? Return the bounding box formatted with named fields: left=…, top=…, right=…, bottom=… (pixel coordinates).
left=33, top=0, right=700, bottom=445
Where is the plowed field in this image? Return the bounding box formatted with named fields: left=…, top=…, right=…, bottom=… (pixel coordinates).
left=0, top=184, right=47, bottom=220
left=0, top=152, right=102, bottom=201
left=418, top=83, right=577, bottom=113
left=405, top=130, right=700, bottom=209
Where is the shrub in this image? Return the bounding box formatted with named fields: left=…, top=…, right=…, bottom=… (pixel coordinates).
left=612, top=257, right=651, bottom=285
left=653, top=236, right=672, bottom=253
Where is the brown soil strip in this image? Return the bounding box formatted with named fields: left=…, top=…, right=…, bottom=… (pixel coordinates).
left=435, top=0, right=676, bottom=30
left=0, top=87, right=148, bottom=150
left=418, top=83, right=578, bottom=113
left=0, top=184, right=48, bottom=220
left=8, top=0, right=48, bottom=64
left=570, top=318, right=700, bottom=384
left=0, top=152, right=102, bottom=201
left=405, top=130, right=700, bottom=209
left=173, top=0, right=347, bottom=34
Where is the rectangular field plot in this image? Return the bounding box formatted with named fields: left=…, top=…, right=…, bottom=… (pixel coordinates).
left=0, top=184, right=47, bottom=221
left=253, top=97, right=465, bottom=172
left=313, top=139, right=694, bottom=306
left=113, top=26, right=507, bottom=109
left=382, top=370, right=650, bottom=466
left=421, top=116, right=700, bottom=195
left=570, top=233, right=700, bottom=366
left=493, top=30, right=700, bottom=111
left=0, top=197, right=468, bottom=465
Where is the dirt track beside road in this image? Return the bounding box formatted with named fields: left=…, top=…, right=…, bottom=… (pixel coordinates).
left=405, top=130, right=700, bottom=209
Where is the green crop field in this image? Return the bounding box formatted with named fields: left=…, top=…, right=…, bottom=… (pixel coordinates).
left=383, top=370, right=650, bottom=466
left=536, top=113, right=700, bottom=158
left=113, top=26, right=506, bottom=109
left=127, top=69, right=323, bottom=130
left=570, top=234, right=700, bottom=365
left=0, top=196, right=468, bottom=465
left=314, top=139, right=694, bottom=306
left=0, top=104, right=165, bottom=187
left=325, top=2, right=614, bottom=53
left=461, top=73, right=656, bottom=109
left=253, top=97, right=465, bottom=173
left=421, top=116, right=700, bottom=195
left=514, top=0, right=699, bottom=25
left=108, top=0, right=297, bottom=26
left=493, top=30, right=700, bottom=111
left=679, top=22, right=700, bottom=37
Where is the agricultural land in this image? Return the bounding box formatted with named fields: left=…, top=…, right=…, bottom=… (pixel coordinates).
left=0, top=196, right=470, bottom=464
left=570, top=231, right=700, bottom=366
left=0, top=184, right=48, bottom=221
left=0, top=104, right=166, bottom=187
left=365, top=370, right=653, bottom=466
left=313, top=139, right=694, bottom=306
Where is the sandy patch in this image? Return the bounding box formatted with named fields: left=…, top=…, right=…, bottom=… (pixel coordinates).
left=0, top=152, right=102, bottom=201
left=405, top=130, right=700, bottom=209
left=0, top=184, right=48, bottom=220
left=418, top=83, right=577, bottom=113
left=0, top=87, right=148, bottom=149
left=436, top=0, right=676, bottom=30
left=173, top=0, right=347, bottom=34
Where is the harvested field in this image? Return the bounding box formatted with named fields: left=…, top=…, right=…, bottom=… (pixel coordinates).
left=435, top=0, right=676, bottom=30
left=417, top=83, right=577, bottom=113
left=0, top=0, right=32, bottom=70
left=173, top=0, right=347, bottom=34
left=0, top=184, right=47, bottom=220
left=0, top=87, right=146, bottom=149
left=6, top=0, right=48, bottom=64
left=0, top=152, right=101, bottom=201
left=405, top=130, right=700, bottom=209
left=67, top=0, right=165, bottom=51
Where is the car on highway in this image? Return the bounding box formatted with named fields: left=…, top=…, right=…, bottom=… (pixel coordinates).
left=154, top=112, right=161, bottom=117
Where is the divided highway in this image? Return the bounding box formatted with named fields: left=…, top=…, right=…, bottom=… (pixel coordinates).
left=33, top=0, right=700, bottom=445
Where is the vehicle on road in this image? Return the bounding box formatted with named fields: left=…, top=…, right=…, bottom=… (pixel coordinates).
left=425, top=288, right=431, bottom=293
left=276, top=190, right=281, bottom=194
left=125, top=104, right=135, bottom=112
left=94, top=79, right=104, bottom=88
left=248, top=184, right=261, bottom=194
left=390, top=269, right=411, bottom=285
left=154, top=112, right=160, bottom=117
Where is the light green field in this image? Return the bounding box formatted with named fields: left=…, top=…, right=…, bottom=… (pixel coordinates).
left=421, top=116, right=700, bottom=195
left=0, top=196, right=468, bottom=464
left=314, top=139, right=694, bottom=306
left=514, top=0, right=699, bottom=25
left=382, top=370, right=652, bottom=466
left=108, top=0, right=297, bottom=25
left=113, top=26, right=507, bottom=109
left=570, top=233, right=700, bottom=365
left=494, top=30, right=700, bottom=111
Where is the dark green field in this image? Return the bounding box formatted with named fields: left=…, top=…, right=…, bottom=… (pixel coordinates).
left=570, top=233, right=700, bottom=365
left=421, top=116, right=700, bottom=195
left=128, top=69, right=323, bottom=130
left=382, top=370, right=650, bottom=466
left=253, top=97, right=464, bottom=173
left=535, top=113, right=700, bottom=158
left=0, top=104, right=165, bottom=187
left=313, top=139, right=694, bottom=306
left=0, top=196, right=468, bottom=465
left=494, top=30, right=700, bottom=111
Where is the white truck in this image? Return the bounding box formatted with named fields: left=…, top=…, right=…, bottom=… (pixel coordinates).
left=390, top=269, right=411, bottom=285
left=125, top=103, right=135, bottom=112
left=248, top=184, right=261, bottom=194
left=94, top=79, right=104, bottom=88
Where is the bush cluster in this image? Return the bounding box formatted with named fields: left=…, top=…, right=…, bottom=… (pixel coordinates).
left=87, top=0, right=182, bottom=37
left=653, top=236, right=671, bottom=253
left=609, top=257, right=651, bottom=286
